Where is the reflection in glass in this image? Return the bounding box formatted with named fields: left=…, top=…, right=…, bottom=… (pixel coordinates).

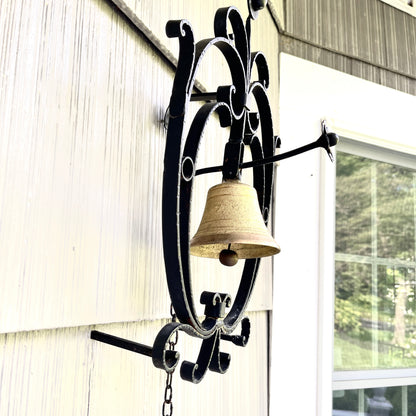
left=333, top=386, right=415, bottom=416
left=336, top=154, right=372, bottom=256
left=334, top=152, right=416, bottom=370
left=377, top=163, right=416, bottom=261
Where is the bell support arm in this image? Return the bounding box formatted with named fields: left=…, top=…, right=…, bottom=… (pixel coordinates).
left=194, top=121, right=339, bottom=176
left=90, top=1, right=339, bottom=386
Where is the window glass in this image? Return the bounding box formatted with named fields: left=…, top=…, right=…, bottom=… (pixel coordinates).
left=334, top=151, right=416, bottom=371
left=333, top=385, right=416, bottom=416
left=336, top=154, right=372, bottom=256
left=377, top=162, right=416, bottom=261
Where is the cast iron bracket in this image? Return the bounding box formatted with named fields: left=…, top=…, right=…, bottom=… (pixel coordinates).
left=91, top=0, right=338, bottom=384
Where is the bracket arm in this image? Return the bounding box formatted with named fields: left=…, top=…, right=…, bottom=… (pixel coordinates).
left=91, top=330, right=153, bottom=357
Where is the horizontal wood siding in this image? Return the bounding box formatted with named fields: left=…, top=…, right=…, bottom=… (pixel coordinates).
left=384, top=5, right=416, bottom=75
left=0, top=0, right=278, bottom=414
left=0, top=0, right=171, bottom=333
left=283, top=0, right=416, bottom=94
left=281, top=35, right=416, bottom=95
left=0, top=311, right=269, bottom=415
left=0, top=0, right=276, bottom=335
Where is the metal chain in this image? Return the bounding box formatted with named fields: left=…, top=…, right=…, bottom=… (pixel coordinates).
left=162, top=305, right=178, bottom=416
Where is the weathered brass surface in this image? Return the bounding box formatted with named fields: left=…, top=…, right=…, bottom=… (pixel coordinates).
left=190, top=180, right=280, bottom=260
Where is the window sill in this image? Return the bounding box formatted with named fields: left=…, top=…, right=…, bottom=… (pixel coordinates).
left=334, top=369, right=416, bottom=390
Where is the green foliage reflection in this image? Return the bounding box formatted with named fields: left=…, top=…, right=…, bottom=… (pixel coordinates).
left=334, top=151, right=416, bottom=370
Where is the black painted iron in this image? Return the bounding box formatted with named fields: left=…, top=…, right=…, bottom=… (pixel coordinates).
left=195, top=122, right=338, bottom=176
left=90, top=0, right=338, bottom=385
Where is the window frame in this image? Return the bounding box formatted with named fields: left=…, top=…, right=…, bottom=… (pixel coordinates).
left=333, top=137, right=416, bottom=392
left=273, top=52, right=416, bottom=416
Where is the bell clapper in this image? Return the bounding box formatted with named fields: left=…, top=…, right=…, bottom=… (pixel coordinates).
left=219, top=244, right=239, bottom=267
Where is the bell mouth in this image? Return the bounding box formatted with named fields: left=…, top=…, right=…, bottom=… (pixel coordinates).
left=190, top=237, right=280, bottom=260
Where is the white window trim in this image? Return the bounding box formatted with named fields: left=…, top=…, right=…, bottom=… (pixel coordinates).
left=329, top=126, right=416, bottom=396
left=273, top=53, right=416, bottom=416
left=332, top=137, right=416, bottom=391
left=334, top=369, right=416, bottom=390
left=332, top=129, right=416, bottom=163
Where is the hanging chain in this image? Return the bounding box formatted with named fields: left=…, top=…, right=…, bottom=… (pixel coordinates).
left=162, top=304, right=178, bottom=416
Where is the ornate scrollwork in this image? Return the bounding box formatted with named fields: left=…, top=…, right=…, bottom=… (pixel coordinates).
left=160, top=3, right=276, bottom=383
left=91, top=0, right=337, bottom=386
left=152, top=292, right=251, bottom=384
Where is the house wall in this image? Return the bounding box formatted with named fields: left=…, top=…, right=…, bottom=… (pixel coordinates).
left=273, top=53, right=416, bottom=416
left=1, top=0, right=415, bottom=415
left=281, top=0, right=416, bottom=94
left=271, top=2, right=416, bottom=415
left=0, top=0, right=278, bottom=415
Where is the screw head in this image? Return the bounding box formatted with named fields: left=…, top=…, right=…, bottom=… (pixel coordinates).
left=248, top=0, right=268, bottom=19
left=251, top=0, right=267, bottom=11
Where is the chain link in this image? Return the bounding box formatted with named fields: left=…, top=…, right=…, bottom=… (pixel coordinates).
left=162, top=304, right=178, bottom=416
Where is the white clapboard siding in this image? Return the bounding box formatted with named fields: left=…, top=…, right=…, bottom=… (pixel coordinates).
left=0, top=0, right=168, bottom=333
left=0, top=0, right=275, bottom=334
left=112, top=0, right=280, bottom=121
left=0, top=0, right=276, bottom=414
left=0, top=311, right=268, bottom=416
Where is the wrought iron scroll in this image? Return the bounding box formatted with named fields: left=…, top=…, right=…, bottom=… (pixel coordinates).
left=90, top=0, right=338, bottom=385
left=160, top=4, right=276, bottom=383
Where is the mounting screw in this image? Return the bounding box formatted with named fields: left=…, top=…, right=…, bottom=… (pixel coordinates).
left=162, top=106, right=170, bottom=130
left=248, top=0, right=268, bottom=19
left=251, top=0, right=267, bottom=11
left=275, top=136, right=281, bottom=149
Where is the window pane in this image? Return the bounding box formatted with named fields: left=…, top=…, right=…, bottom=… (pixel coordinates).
left=334, top=261, right=374, bottom=370
left=377, top=162, right=416, bottom=261
left=336, top=154, right=372, bottom=256
left=334, top=151, right=416, bottom=371
left=335, top=263, right=416, bottom=370
left=333, top=385, right=416, bottom=416
left=409, top=385, right=416, bottom=416
left=333, top=389, right=361, bottom=414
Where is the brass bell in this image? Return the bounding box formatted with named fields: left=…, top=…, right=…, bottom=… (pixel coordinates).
left=190, top=179, right=280, bottom=266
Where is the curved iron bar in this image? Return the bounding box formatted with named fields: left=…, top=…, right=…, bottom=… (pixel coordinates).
left=161, top=4, right=277, bottom=383
left=162, top=18, right=196, bottom=333
left=248, top=135, right=266, bottom=218
left=151, top=293, right=252, bottom=380
left=180, top=332, right=229, bottom=383
left=91, top=4, right=278, bottom=385
left=250, top=51, right=270, bottom=88
left=178, top=103, right=233, bottom=333
left=222, top=317, right=251, bottom=347
left=90, top=1, right=337, bottom=385
left=92, top=3, right=278, bottom=384
left=249, top=81, right=276, bottom=220
left=214, top=7, right=250, bottom=78
left=194, top=38, right=246, bottom=119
